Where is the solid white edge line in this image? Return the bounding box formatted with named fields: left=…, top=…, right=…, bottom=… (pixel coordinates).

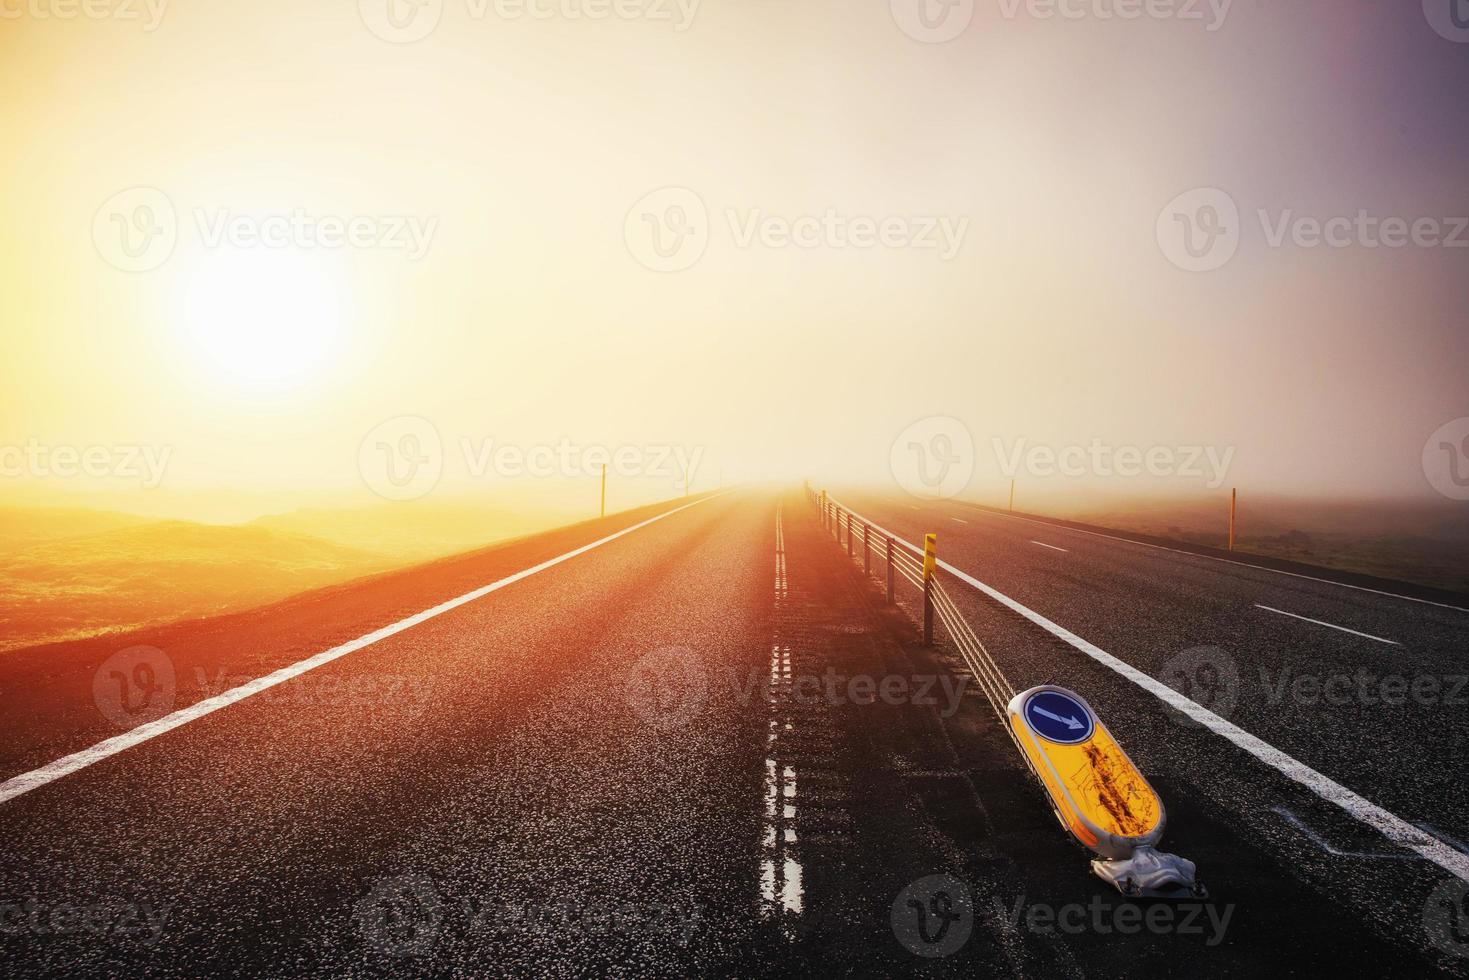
left=946, top=502, right=1469, bottom=614
left=0, top=492, right=731, bottom=807
left=830, top=496, right=1469, bottom=883
left=1031, top=540, right=1069, bottom=553
left=1255, top=604, right=1400, bottom=646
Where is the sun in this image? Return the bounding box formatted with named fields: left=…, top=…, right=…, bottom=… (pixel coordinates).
left=176, top=250, right=346, bottom=391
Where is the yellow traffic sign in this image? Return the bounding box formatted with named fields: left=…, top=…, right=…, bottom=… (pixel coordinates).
left=1007, top=686, right=1165, bottom=860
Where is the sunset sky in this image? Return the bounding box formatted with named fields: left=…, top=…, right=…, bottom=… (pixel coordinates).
left=2, top=0, right=1466, bottom=522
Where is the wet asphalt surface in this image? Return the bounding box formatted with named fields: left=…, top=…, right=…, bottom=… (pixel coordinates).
left=1, top=489, right=1467, bottom=976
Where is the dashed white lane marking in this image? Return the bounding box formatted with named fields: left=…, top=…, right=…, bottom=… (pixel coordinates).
left=830, top=498, right=1469, bottom=883
left=1255, top=604, right=1399, bottom=646
left=950, top=517, right=968, bottom=524
left=762, top=503, right=802, bottom=918
left=1030, top=540, right=1068, bottom=553
left=898, top=499, right=1469, bottom=614
left=0, top=492, right=730, bottom=807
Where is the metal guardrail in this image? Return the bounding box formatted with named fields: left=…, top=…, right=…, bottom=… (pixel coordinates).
left=803, top=487, right=1025, bottom=755
left=801, top=487, right=1207, bottom=899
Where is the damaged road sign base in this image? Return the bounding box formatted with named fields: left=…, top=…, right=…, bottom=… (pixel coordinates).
left=1007, top=686, right=1207, bottom=901
left=1091, top=845, right=1206, bottom=899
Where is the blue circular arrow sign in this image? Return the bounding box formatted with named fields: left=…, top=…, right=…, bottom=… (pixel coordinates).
left=1023, top=690, right=1095, bottom=745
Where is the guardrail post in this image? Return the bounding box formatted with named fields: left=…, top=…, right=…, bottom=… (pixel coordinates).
left=885, top=537, right=894, bottom=603
left=922, top=532, right=937, bottom=645
left=862, top=523, right=870, bottom=575
left=845, top=512, right=852, bottom=557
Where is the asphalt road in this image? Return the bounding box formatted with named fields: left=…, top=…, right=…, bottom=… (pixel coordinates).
left=2, top=489, right=1467, bottom=976
left=0, top=493, right=780, bottom=975
left=827, top=487, right=1469, bottom=973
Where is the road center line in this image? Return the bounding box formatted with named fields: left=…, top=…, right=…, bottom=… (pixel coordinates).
left=829, top=496, right=1469, bottom=883
left=1254, top=605, right=1399, bottom=646
left=0, top=492, right=729, bottom=807
left=950, top=517, right=968, bottom=524
left=1031, top=540, right=1069, bottom=553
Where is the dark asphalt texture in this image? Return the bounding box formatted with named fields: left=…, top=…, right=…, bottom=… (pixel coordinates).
left=828, top=487, right=1469, bottom=975
left=1, top=489, right=1466, bottom=976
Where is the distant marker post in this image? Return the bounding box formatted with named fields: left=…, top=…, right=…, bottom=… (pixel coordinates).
left=1229, top=487, right=1237, bottom=551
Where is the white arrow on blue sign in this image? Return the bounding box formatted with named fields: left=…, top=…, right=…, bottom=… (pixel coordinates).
left=1023, top=689, right=1095, bottom=745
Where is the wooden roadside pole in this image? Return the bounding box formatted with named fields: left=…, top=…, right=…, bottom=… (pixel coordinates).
left=1229, top=487, right=1237, bottom=551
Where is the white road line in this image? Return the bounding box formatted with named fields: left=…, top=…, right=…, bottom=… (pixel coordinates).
left=950, top=517, right=968, bottom=524
left=1255, top=604, right=1399, bottom=646
left=0, top=492, right=729, bottom=807
left=1031, top=540, right=1068, bottom=553
left=829, top=496, right=1469, bottom=883
left=945, top=504, right=1469, bottom=614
